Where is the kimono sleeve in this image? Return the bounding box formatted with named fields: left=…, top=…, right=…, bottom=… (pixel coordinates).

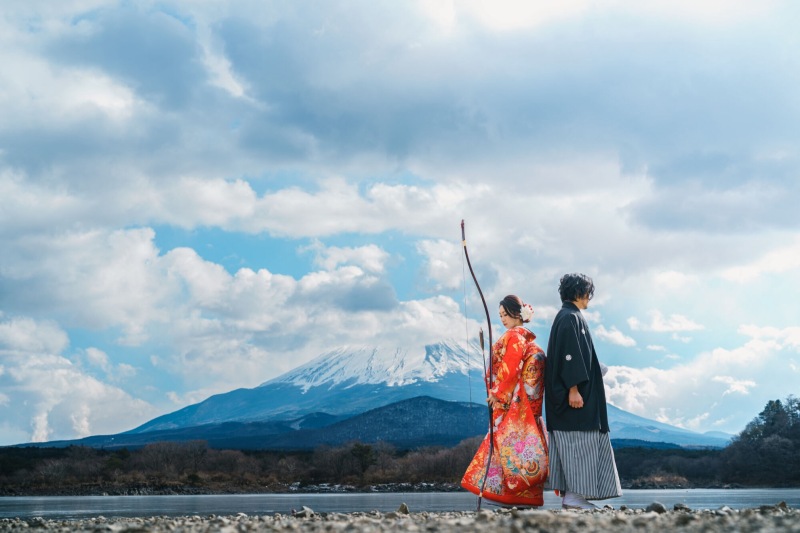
left=490, top=331, right=525, bottom=405
left=554, top=314, right=590, bottom=390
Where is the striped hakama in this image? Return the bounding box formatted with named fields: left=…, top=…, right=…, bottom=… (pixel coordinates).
left=546, top=430, right=622, bottom=500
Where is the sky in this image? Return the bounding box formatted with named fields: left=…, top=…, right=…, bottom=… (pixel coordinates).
left=1, top=0, right=799, bottom=446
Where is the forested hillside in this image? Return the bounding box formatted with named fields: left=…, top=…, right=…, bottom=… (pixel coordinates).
left=720, top=396, right=800, bottom=486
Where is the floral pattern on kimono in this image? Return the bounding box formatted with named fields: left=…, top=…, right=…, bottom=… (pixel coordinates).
left=461, top=326, right=548, bottom=507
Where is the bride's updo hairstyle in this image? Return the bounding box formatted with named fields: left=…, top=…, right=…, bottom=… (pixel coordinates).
left=500, top=294, right=532, bottom=323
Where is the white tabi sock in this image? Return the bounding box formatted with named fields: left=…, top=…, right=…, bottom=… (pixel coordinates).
left=562, top=491, right=597, bottom=509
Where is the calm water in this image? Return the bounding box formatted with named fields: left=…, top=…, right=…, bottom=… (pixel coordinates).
left=1, top=489, right=799, bottom=519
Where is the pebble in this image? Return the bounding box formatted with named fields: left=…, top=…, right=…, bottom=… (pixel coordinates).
left=645, top=502, right=668, bottom=514
left=0, top=503, right=797, bottom=532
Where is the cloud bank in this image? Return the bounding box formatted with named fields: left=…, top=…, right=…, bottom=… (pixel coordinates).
left=1, top=0, right=799, bottom=443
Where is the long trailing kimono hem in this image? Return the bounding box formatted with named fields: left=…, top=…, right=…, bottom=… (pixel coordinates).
left=461, top=471, right=543, bottom=507
left=461, top=327, right=547, bottom=508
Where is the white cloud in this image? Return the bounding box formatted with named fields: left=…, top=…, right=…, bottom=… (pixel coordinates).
left=305, top=240, right=390, bottom=273
left=416, top=0, right=457, bottom=34
left=70, top=404, right=92, bottom=437
left=31, top=412, right=49, bottom=443
left=164, top=246, right=233, bottom=308
left=737, top=324, right=800, bottom=348
left=0, top=317, right=69, bottom=355
left=594, top=325, right=636, bottom=347
left=721, top=238, right=800, bottom=282
left=0, top=1, right=114, bottom=19
left=0, top=229, right=291, bottom=400
left=684, top=411, right=711, bottom=431
left=629, top=0, right=776, bottom=26
left=195, top=13, right=251, bottom=100
left=85, top=347, right=110, bottom=372
left=603, top=365, right=661, bottom=413
left=245, top=180, right=475, bottom=238
left=654, top=270, right=698, bottom=290
left=605, top=324, right=800, bottom=432
left=1, top=228, right=172, bottom=345
left=84, top=347, right=137, bottom=381
left=581, top=310, right=602, bottom=324
left=448, top=0, right=772, bottom=33
left=0, top=49, right=141, bottom=124
left=159, top=178, right=258, bottom=229
left=455, top=0, right=592, bottom=32
left=417, top=239, right=462, bottom=291
left=0, top=316, right=157, bottom=444
left=117, top=363, right=137, bottom=379
left=713, top=375, right=757, bottom=396
left=627, top=310, right=705, bottom=333
left=531, top=305, right=560, bottom=325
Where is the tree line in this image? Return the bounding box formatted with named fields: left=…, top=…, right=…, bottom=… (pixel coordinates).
left=1, top=395, right=797, bottom=494
left=0, top=438, right=481, bottom=495
left=616, top=395, right=800, bottom=488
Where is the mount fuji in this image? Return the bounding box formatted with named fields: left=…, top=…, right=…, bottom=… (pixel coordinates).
left=118, top=340, right=731, bottom=449
left=130, top=340, right=488, bottom=433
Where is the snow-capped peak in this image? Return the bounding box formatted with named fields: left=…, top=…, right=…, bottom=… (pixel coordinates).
left=261, top=339, right=484, bottom=393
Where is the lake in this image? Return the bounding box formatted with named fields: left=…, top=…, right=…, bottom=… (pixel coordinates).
left=1, top=489, right=799, bottom=519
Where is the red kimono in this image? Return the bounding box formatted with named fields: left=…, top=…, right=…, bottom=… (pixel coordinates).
left=461, top=326, right=548, bottom=507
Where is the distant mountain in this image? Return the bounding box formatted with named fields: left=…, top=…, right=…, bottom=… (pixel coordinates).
left=606, top=405, right=730, bottom=448
left=608, top=439, right=682, bottom=450
left=129, top=341, right=487, bottom=433
left=19, top=340, right=732, bottom=450
left=703, top=430, right=736, bottom=442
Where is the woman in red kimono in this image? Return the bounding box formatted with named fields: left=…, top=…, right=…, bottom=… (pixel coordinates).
left=461, top=295, right=549, bottom=507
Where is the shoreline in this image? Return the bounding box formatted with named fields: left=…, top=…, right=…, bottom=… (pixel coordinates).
left=1, top=503, right=797, bottom=532
left=2, top=481, right=777, bottom=498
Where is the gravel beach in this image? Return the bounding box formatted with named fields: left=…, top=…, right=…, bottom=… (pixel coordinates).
left=1, top=502, right=797, bottom=532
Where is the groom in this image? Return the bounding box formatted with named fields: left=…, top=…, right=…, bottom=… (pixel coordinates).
left=544, top=273, right=622, bottom=510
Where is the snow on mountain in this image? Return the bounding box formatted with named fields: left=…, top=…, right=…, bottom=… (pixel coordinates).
left=262, top=339, right=482, bottom=392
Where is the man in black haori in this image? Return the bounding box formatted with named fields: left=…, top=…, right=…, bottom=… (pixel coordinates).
left=544, top=273, right=622, bottom=510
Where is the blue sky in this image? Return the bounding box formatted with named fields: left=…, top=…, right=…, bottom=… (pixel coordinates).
left=1, top=0, right=799, bottom=445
